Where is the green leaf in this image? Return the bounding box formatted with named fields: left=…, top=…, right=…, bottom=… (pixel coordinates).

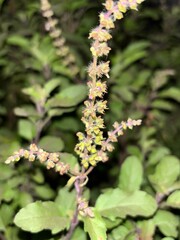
left=151, top=100, right=174, bottom=111
left=0, top=163, right=14, bottom=180
left=46, top=85, right=87, bottom=108
left=60, top=153, right=79, bottom=172
left=148, top=147, right=170, bottom=166
left=34, top=185, right=55, bottom=200
left=83, top=209, right=107, bottom=240
left=71, top=227, right=87, bottom=240
left=103, top=218, right=122, bottom=230
left=39, top=136, right=64, bottom=152
left=137, top=220, right=155, bottom=240
left=149, top=156, right=180, bottom=193
left=166, top=190, right=180, bottom=209
left=109, top=225, right=129, bottom=240
left=119, top=156, right=143, bottom=192
left=44, top=78, right=61, bottom=97
left=55, top=187, right=76, bottom=217
left=14, top=201, right=69, bottom=233
left=18, top=119, right=36, bottom=141
left=153, top=210, right=179, bottom=237
left=159, top=87, right=180, bottom=102
left=0, top=215, right=5, bottom=231
left=151, top=70, right=175, bottom=90
left=48, top=107, right=75, bottom=117
left=96, top=189, right=157, bottom=220
left=161, top=238, right=175, bottom=240
left=7, top=35, right=29, bottom=50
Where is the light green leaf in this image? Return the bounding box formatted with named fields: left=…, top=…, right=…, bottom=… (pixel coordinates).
left=137, top=220, right=155, bottom=240
left=7, top=35, right=29, bottom=50
left=83, top=209, right=107, bottom=240
left=112, top=226, right=130, bottom=240
left=39, top=136, right=64, bottom=152
left=161, top=238, right=175, bottom=240
left=148, top=147, right=170, bottom=166
left=153, top=210, right=179, bottom=237
left=14, top=201, right=69, bottom=233
left=166, top=190, right=180, bottom=209
left=46, top=85, right=87, bottom=108
left=0, top=215, right=5, bottom=231
left=96, top=189, right=157, bottom=220
left=71, top=227, right=87, bottom=240
left=44, top=78, right=61, bottom=97
left=149, top=156, right=180, bottom=193
left=103, top=218, right=122, bottom=230
left=159, top=87, right=180, bottom=102
left=18, top=119, right=36, bottom=141
left=55, top=188, right=76, bottom=217
left=119, top=156, right=143, bottom=192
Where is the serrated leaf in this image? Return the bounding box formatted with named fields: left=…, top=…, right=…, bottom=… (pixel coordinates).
left=149, top=156, right=180, bottom=193
left=46, top=85, right=87, bottom=108
left=83, top=209, right=107, bottom=240
left=153, top=210, right=179, bottom=237
left=39, top=136, right=64, bottom=152
left=166, top=190, right=180, bottom=209
left=18, top=119, right=36, bottom=141
left=119, top=156, right=143, bottom=192
left=14, top=201, right=69, bottom=233
left=96, top=189, right=157, bottom=220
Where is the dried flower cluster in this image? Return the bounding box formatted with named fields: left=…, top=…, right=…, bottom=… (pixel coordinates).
left=5, top=144, right=69, bottom=175
left=75, top=0, right=144, bottom=168
left=40, top=0, right=79, bottom=76
left=78, top=197, right=94, bottom=218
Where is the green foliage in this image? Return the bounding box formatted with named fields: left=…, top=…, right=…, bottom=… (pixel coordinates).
left=0, top=0, right=180, bottom=239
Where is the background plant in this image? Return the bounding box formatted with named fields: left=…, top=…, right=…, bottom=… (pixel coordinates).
left=0, top=0, right=180, bottom=240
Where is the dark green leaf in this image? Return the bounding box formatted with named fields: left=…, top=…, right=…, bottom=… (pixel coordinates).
left=39, top=136, right=64, bottom=152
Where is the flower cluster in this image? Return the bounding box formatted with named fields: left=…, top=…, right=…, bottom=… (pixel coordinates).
left=75, top=0, right=144, bottom=168
left=40, top=0, right=79, bottom=76
left=5, top=144, right=69, bottom=175
left=78, top=198, right=94, bottom=218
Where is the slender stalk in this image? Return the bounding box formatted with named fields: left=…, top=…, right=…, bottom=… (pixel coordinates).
left=64, top=179, right=83, bottom=240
